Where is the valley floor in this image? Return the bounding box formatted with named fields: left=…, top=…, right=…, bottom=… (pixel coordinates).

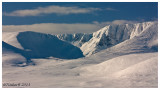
left=2, top=52, right=158, bottom=88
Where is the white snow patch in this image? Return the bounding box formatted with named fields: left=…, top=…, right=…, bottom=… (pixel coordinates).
left=2, top=32, right=24, bottom=49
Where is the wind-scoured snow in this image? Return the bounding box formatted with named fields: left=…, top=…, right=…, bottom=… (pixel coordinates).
left=2, top=21, right=158, bottom=88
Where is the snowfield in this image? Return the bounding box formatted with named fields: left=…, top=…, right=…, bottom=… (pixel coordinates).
left=2, top=21, right=158, bottom=88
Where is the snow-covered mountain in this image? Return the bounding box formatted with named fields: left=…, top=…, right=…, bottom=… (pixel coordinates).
left=2, top=21, right=158, bottom=88
left=55, top=21, right=157, bottom=56
left=2, top=21, right=157, bottom=59
left=3, top=31, right=84, bottom=59
left=56, top=33, right=93, bottom=47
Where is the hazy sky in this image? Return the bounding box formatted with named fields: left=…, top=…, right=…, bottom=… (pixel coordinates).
left=2, top=2, right=158, bottom=34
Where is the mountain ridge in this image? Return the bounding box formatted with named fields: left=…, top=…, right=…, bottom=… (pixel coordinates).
left=55, top=21, right=157, bottom=56
left=2, top=21, right=157, bottom=58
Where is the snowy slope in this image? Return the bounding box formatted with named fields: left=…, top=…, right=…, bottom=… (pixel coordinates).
left=2, top=47, right=27, bottom=67
left=79, top=53, right=157, bottom=88
left=81, top=21, right=156, bottom=56
left=81, top=53, right=157, bottom=77
left=55, top=21, right=157, bottom=56
left=2, top=52, right=157, bottom=88
left=2, top=21, right=158, bottom=88
left=2, top=32, right=24, bottom=49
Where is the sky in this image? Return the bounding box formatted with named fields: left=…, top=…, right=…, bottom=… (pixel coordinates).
left=2, top=2, right=158, bottom=34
